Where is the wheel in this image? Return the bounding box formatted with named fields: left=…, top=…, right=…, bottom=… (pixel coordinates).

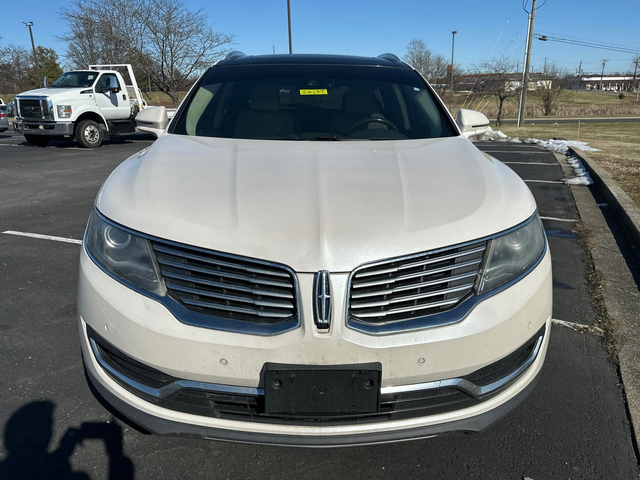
left=76, top=120, right=103, bottom=148
left=24, top=135, right=50, bottom=147
left=130, top=103, right=140, bottom=120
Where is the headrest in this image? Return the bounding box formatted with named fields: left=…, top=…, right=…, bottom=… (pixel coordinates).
left=249, top=84, right=280, bottom=111
left=343, top=86, right=379, bottom=115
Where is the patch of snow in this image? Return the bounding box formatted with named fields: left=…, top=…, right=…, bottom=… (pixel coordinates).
left=524, top=138, right=600, bottom=154
left=565, top=176, right=592, bottom=186
left=474, top=126, right=522, bottom=143
left=563, top=153, right=593, bottom=185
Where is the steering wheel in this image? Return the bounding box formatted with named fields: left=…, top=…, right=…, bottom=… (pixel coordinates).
left=346, top=117, right=398, bottom=136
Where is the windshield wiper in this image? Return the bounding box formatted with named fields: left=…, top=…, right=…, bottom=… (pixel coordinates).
left=308, top=135, right=344, bottom=141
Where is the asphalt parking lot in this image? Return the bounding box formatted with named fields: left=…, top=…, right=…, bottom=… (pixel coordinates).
left=1, top=130, right=638, bottom=479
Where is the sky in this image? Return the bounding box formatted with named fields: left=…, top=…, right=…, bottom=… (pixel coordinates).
left=1, top=0, right=639, bottom=75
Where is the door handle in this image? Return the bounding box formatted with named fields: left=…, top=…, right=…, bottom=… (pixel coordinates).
left=122, top=94, right=126, bottom=100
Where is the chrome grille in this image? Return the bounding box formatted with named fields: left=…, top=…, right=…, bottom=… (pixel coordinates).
left=348, top=241, right=486, bottom=324
left=17, top=98, right=52, bottom=120
left=152, top=241, right=298, bottom=325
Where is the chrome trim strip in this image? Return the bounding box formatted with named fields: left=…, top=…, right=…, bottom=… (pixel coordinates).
left=89, top=337, right=264, bottom=398
left=352, top=258, right=482, bottom=288
left=353, top=297, right=463, bottom=318
left=84, top=208, right=301, bottom=336
left=161, top=270, right=294, bottom=299
left=89, top=330, right=543, bottom=404
left=165, top=283, right=294, bottom=309
left=350, top=283, right=473, bottom=309
left=351, top=271, right=478, bottom=299
left=157, top=257, right=292, bottom=288
left=346, top=211, right=548, bottom=335
left=153, top=243, right=291, bottom=278
left=380, top=334, right=544, bottom=396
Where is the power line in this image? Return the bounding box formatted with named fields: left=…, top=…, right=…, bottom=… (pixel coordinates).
left=535, top=34, right=640, bottom=55
left=500, top=19, right=528, bottom=56
left=487, top=7, right=517, bottom=60
left=536, top=29, right=640, bottom=51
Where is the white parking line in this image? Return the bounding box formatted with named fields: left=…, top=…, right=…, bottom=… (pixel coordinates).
left=524, top=179, right=564, bottom=184
left=504, top=162, right=557, bottom=166
left=2, top=230, right=83, bottom=245
left=482, top=150, right=548, bottom=154
left=540, top=216, right=579, bottom=223
left=552, top=318, right=604, bottom=336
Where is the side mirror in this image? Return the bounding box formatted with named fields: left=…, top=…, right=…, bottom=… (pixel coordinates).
left=108, top=76, right=119, bottom=93
left=136, top=106, right=168, bottom=138
left=456, top=109, right=490, bottom=139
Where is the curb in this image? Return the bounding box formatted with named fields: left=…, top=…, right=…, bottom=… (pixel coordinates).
left=569, top=147, right=640, bottom=251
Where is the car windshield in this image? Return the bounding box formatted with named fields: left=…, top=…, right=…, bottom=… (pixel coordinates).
left=51, top=72, right=99, bottom=88
left=171, top=64, right=456, bottom=141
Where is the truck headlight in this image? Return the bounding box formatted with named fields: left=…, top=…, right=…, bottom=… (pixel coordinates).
left=476, top=214, right=546, bottom=294
left=84, top=211, right=165, bottom=296
left=56, top=105, right=72, bottom=118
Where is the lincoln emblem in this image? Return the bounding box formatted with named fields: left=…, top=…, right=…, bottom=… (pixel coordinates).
left=313, top=270, right=332, bottom=330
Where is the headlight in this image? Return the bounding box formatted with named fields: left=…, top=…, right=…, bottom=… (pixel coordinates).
left=56, top=105, right=72, bottom=118
left=85, top=211, right=165, bottom=295
left=476, top=214, right=546, bottom=295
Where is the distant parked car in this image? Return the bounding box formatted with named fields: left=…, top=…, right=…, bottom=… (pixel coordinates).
left=0, top=106, right=9, bottom=132
left=5, top=101, right=14, bottom=117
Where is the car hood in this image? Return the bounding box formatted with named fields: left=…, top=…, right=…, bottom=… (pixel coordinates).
left=97, top=134, right=536, bottom=272
left=17, top=87, right=88, bottom=99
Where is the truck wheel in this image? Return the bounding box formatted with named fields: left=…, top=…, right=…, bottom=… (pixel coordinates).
left=76, top=120, right=103, bottom=148
left=24, top=135, right=50, bottom=147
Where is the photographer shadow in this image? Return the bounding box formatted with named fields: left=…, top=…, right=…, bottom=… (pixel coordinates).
left=0, top=401, right=134, bottom=480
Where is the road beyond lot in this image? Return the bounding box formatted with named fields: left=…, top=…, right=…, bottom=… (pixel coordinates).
left=0, top=131, right=638, bottom=479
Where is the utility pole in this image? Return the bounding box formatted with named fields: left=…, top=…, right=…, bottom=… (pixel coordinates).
left=517, top=0, right=537, bottom=127
left=632, top=56, right=639, bottom=101
left=600, top=59, right=608, bottom=90
left=576, top=60, right=582, bottom=91
left=287, top=0, right=292, bottom=54
left=23, top=21, right=40, bottom=87
left=450, top=30, right=457, bottom=111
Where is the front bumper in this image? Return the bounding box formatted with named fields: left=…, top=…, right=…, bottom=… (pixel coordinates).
left=84, top=347, right=545, bottom=446
left=78, top=244, right=552, bottom=444
left=13, top=119, right=74, bottom=136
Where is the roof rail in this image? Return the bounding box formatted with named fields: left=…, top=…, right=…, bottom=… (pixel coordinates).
left=377, top=53, right=401, bottom=63
left=226, top=51, right=247, bottom=60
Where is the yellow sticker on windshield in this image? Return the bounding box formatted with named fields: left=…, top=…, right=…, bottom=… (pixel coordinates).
left=300, top=89, right=328, bottom=95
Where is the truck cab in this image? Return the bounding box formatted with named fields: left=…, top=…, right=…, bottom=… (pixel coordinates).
left=13, top=65, right=145, bottom=148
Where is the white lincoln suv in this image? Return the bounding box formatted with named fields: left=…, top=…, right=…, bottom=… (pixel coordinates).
left=78, top=52, right=552, bottom=446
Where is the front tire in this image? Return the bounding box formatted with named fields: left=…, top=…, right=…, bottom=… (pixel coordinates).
left=24, top=135, right=50, bottom=147
left=76, top=120, right=103, bottom=148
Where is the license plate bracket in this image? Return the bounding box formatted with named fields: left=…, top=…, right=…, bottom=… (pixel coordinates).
left=263, top=363, right=381, bottom=416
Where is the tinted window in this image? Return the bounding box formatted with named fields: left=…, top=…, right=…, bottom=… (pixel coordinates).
left=171, top=64, right=455, bottom=141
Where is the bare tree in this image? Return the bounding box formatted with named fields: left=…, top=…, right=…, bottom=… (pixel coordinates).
left=59, top=0, right=234, bottom=106
left=0, top=43, right=33, bottom=93
left=404, top=39, right=433, bottom=78
left=474, top=57, right=521, bottom=127
left=536, top=62, right=569, bottom=116
left=403, top=39, right=461, bottom=93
